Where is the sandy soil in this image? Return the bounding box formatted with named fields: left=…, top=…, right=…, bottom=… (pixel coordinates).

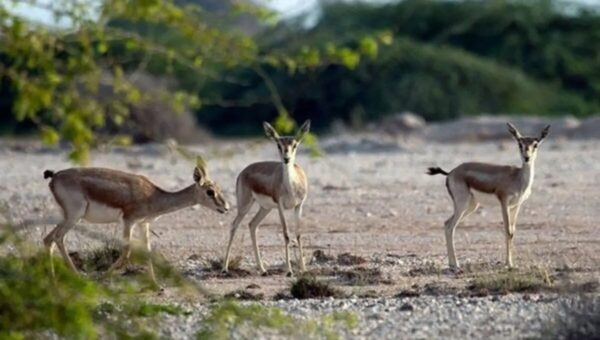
left=1, top=134, right=599, bottom=300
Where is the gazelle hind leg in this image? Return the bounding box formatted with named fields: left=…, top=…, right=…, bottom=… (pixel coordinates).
left=53, top=220, right=80, bottom=271
left=248, top=207, right=270, bottom=274
left=444, top=180, right=474, bottom=269
left=223, top=183, right=254, bottom=272
left=44, top=198, right=86, bottom=273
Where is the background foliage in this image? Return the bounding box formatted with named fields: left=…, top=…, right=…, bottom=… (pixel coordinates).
left=198, top=0, right=600, bottom=134
left=1, top=0, right=599, bottom=150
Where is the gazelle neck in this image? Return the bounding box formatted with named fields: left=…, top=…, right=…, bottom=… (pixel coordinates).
left=149, top=184, right=198, bottom=216
left=520, top=159, right=535, bottom=187
left=281, top=160, right=297, bottom=191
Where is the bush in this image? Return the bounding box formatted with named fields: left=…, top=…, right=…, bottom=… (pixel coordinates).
left=0, top=253, right=101, bottom=338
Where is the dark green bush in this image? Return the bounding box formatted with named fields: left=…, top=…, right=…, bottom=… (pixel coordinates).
left=0, top=253, right=101, bottom=338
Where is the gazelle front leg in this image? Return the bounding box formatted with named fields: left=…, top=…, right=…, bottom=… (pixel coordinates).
left=294, top=204, right=306, bottom=272
left=108, top=219, right=136, bottom=274
left=500, top=199, right=515, bottom=268
left=507, top=204, right=521, bottom=268
left=277, top=201, right=293, bottom=277
left=141, top=222, right=157, bottom=285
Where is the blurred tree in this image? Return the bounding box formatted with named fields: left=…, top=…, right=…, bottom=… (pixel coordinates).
left=196, top=0, right=599, bottom=133
left=0, top=0, right=382, bottom=162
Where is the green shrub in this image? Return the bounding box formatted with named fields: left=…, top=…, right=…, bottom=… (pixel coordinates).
left=0, top=253, right=101, bottom=338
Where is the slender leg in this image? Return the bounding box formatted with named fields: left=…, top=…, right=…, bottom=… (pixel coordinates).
left=277, top=201, right=293, bottom=276
left=444, top=181, right=473, bottom=269
left=44, top=198, right=86, bottom=273
left=507, top=204, right=521, bottom=268
left=248, top=207, right=271, bottom=274
left=53, top=220, right=79, bottom=271
left=141, top=222, right=157, bottom=285
left=108, top=219, right=136, bottom=273
left=294, top=204, right=306, bottom=272
left=500, top=199, right=514, bottom=268
left=223, top=200, right=254, bottom=272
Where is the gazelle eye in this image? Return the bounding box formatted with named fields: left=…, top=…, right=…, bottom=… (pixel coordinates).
left=207, top=189, right=215, bottom=197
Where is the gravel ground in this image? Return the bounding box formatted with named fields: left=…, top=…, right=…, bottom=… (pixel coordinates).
left=155, top=294, right=589, bottom=339
left=1, top=131, right=599, bottom=338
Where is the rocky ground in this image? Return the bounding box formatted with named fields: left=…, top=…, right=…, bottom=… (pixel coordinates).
left=1, top=121, right=599, bottom=338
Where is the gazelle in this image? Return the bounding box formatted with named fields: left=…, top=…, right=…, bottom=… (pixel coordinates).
left=428, top=123, right=550, bottom=269
left=223, top=121, right=310, bottom=277
left=43, top=160, right=229, bottom=283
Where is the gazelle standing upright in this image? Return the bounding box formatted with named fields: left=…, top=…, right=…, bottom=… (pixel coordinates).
left=43, top=159, right=229, bottom=284
left=223, top=121, right=311, bottom=277
left=428, top=123, right=550, bottom=269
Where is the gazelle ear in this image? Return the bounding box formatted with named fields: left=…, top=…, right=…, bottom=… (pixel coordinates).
left=539, top=125, right=550, bottom=142
left=194, top=156, right=208, bottom=184
left=295, top=120, right=311, bottom=142
left=506, top=122, right=522, bottom=140
left=263, top=122, right=280, bottom=140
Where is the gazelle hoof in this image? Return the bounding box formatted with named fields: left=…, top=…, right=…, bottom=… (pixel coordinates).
left=261, top=271, right=269, bottom=277
left=286, top=271, right=294, bottom=277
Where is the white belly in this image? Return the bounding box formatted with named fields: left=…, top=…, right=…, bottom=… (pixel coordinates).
left=472, top=190, right=499, bottom=206
left=253, top=193, right=278, bottom=209
left=84, top=200, right=123, bottom=223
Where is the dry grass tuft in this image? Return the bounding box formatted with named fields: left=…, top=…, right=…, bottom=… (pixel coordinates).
left=337, top=253, right=367, bottom=266
left=290, top=276, right=342, bottom=299
left=70, top=242, right=122, bottom=273
left=467, top=267, right=553, bottom=295
left=312, top=250, right=335, bottom=264
left=338, top=267, right=393, bottom=286
left=202, top=256, right=252, bottom=278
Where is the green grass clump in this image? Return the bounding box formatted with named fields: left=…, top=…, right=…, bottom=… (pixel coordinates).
left=197, top=300, right=357, bottom=340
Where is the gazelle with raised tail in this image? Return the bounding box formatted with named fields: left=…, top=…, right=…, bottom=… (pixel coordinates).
left=223, top=121, right=310, bottom=277
left=428, top=123, right=550, bottom=270
left=43, top=159, right=229, bottom=284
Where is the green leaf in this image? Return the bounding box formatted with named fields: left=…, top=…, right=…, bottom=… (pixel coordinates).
left=41, top=127, right=60, bottom=145
left=359, top=37, right=378, bottom=59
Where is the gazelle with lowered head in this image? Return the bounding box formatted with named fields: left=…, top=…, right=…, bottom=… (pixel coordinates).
left=43, top=158, right=229, bottom=284
left=428, top=123, right=550, bottom=270
left=223, top=121, right=311, bottom=277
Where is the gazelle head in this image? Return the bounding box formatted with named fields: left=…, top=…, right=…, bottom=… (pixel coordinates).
left=263, top=120, right=311, bottom=165
left=507, top=122, right=550, bottom=164
left=193, top=162, right=229, bottom=214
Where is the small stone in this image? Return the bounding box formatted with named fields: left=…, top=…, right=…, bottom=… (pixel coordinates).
left=400, top=303, right=414, bottom=312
